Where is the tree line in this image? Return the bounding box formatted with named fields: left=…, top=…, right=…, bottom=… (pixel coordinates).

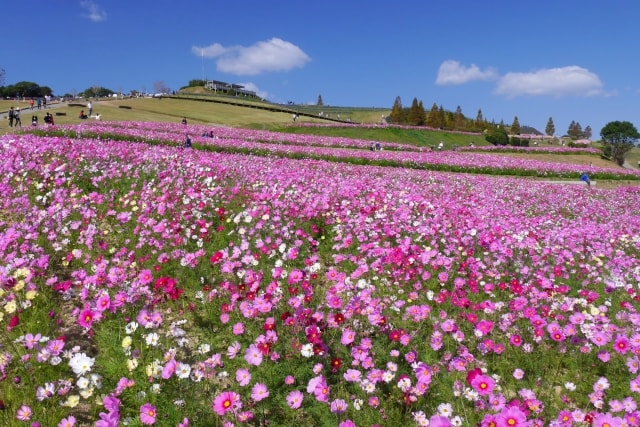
left=388, top=96, right=593, bottom=140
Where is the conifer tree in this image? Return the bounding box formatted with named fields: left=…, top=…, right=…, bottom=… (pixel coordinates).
left=475, top=109, right=487, bottom=132
left=317, top=95, right=324, bottom=106
left=454, top=105, right=465, bottom=130
left=407, top=98, right=424, bottom=126
left=545, top=117, right=555, bottom=136
left=390, top=96, right=404, bottom=124
left=510, top=116, right=521, bottom=135
left=437, top=105, right=446, bottom=129
left=426, top=102, right=439, bottom=128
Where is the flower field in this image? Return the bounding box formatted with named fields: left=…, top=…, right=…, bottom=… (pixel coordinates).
left=1, top=123, right=640, bottom=426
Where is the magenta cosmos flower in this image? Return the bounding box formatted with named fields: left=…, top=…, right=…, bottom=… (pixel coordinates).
left=496, top=406, right=527, bottom=427
left=139, top=403, right=157, bottom=425
left=471, top=373, right=496, bottom=395
left=213, top=391, right=242, bottom=416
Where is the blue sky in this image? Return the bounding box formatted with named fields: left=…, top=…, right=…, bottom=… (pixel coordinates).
left=3, top=0, right=639, bottom=136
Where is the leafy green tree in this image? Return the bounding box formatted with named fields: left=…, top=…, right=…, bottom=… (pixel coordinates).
left=390, top=96, right=404, bottom=124
left=485, top=126, right=509, bottom=145
left=600, top=120, right=640, bottom=166
left=545, top=117, right=555, bottom=136
left=80, top=86, right=114, bottom=98
left=510, top=116, right=521, bottom=135
left=188, top=79, right=207, bottom=87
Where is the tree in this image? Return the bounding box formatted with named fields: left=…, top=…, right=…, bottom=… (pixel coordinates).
left=316, top=95, right=324, bottom=106
left=453, top=105, right=465, bottom=130
left=407, top=98, right=424, bottom=126
left=567, top=121, right=583, bottom=139
left=425, top=103, right=438, bottom=128
left=510, top=116, right=521, bottom=135
left=583, top=125, right=592, bottom=140
left=389, top=96, right=404, bottom=124
left=475, top=109, right=485, bottom=131
left=80, top=86, right=114, bottom=98
left=485, top=125, right=509, bottom=146
left=545, top=117, right=555, bottom=136
left=153, top=80, right=170, bottom=94
left=600, top=120, right=640, bottom=166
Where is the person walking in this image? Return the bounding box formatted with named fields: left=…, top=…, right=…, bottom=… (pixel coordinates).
left=8, top=107, right=15, bottom=127
left=14, top=108, right=22, bottom=127
left=88, top=101, right=93, bottom=116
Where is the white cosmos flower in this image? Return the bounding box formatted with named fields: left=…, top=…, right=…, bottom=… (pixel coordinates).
left=176, top=363, right=191, bottom=379
left=68, top=353, right=95, bottom=376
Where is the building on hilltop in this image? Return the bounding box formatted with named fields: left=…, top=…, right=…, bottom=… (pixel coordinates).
left=205, top=80, right=256, bottom=98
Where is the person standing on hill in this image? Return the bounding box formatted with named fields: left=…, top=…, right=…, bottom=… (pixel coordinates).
left=8, top=107, right=15, bottom=127
left=88, top=101, right=93, bottom=116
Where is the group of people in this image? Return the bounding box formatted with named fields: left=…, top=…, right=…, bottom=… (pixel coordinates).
left=30, top=112, right=55, bottom=126
left=7, top=106, right=60, bottom=127
left=27, top=97, right=47, bottom=110
left=369, top=141, right=382, bottom=151
left=7, top=107, right=21, bottom=127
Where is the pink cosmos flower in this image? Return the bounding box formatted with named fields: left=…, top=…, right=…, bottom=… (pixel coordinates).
left=251, top=383, right=269, bottom=401
left=480, top=414, right=499, bottom=427
left=139, top=403, right=157, bottom=425
left=244, top=344, right=263, bottom=366
left=341, top=328, right=356, bottom=345
left=286, top=390, right=304, bottom=409
left=212, top=391, right=242, bottom=416
left=139, top=269, right=153, bottom=285
left=429, top=415, right=452, bottom=427
left=232, top=322, right=245, bottom=335
left=235, top=368, right=251, bottom=386
left=330, top=398, right=348, bottom=414
left=592, top=413, right=624, bottom=427
left=58, top=416, right=76, bottom=427
left=496, top=405, right=527, bottom=427
left=16, top=405, right=33, bottom=421
left=162, top=359, right=177, bottom=379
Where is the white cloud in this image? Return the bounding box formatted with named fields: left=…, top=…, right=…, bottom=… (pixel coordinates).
left=237, top=82, right=269, bottom=100
left=80, top=0, right=107, bottom=22
left=494, top=66, right=604, bottom=98
left=192, top=38, right=311, bottom=76
left=436, top=60, right=498, bottom=85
